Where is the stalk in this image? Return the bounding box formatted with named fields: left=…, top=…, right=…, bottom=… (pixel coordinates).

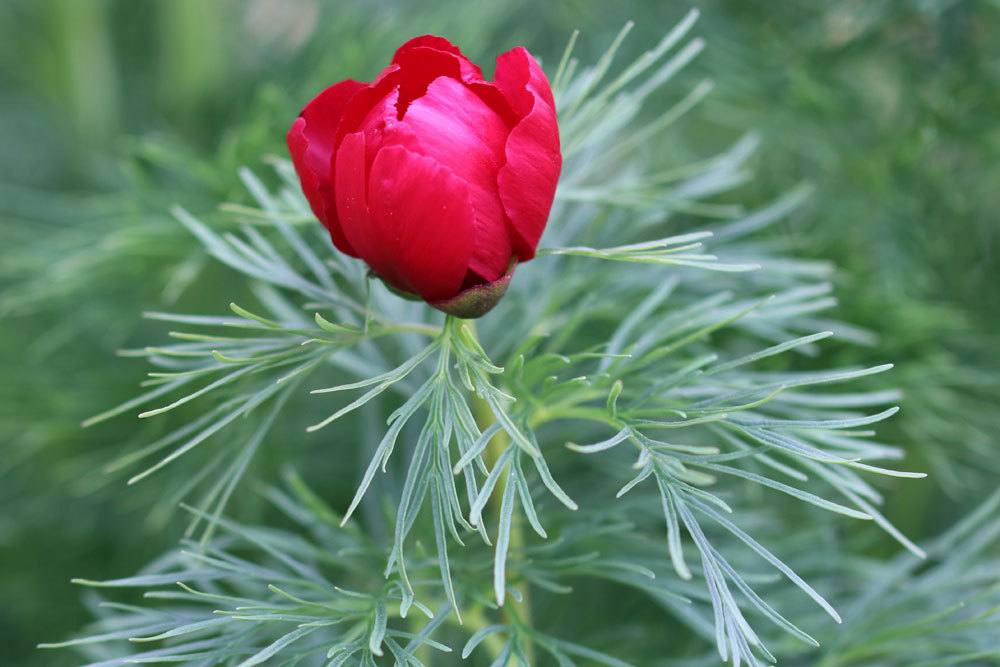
left=463, top=318, right=536, bottom=664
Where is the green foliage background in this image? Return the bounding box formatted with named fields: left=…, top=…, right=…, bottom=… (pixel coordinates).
left=0, top=0, right=997, bottom=665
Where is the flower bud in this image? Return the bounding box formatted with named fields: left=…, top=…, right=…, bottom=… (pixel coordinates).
left=288, top=36, right=561, bottom=317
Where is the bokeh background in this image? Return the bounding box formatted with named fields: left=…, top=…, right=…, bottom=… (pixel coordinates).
left=1, top=1, right=997, bottom=664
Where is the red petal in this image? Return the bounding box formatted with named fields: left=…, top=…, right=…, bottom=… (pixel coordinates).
left=366, top=145, right=475, bottom=301
left=354, top=85, right=402, bottom=172
left=286, top=79, right=365, bottom=256
left=387, top=76, right=512, bottom=282
left=335, top=43, right=477, bottom=137
left=334, top=66, right=401, bottom=148
left=494, top=47, right=562, bottom=260
left=392, top=35, right=519, bottom=127
left=467, top=81, right=520, bottom=127
left=390, top=34, right=496, bottom=117
left=393, top=35, right=484, bottom=82
left=334, top=131, right=391, bottom=276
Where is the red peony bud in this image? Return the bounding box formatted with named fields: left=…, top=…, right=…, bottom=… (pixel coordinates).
left=287, top=36, right=561, bottom=318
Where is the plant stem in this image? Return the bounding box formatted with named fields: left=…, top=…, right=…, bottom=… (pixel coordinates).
left=463, top=318, right=536, bottom=665
left=378, top=321, right=443, bottom=338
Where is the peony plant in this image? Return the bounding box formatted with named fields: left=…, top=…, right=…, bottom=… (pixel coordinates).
left=45, top=14, right=965, bottom=667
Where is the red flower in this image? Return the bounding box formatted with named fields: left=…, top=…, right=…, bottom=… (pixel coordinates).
left=287, top=36, right=561, bottom=318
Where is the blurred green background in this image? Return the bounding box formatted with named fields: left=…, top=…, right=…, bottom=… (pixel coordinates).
left=1, top=1, right=997, bottom=665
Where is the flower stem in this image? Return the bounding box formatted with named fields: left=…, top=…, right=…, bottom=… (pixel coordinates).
left=463, top=318, right=536, bottom=664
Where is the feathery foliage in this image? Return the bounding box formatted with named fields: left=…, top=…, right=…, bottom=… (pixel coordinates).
left=5, top=3, right=997, bottom=667
left=34, top=13, right=965, bottom=667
